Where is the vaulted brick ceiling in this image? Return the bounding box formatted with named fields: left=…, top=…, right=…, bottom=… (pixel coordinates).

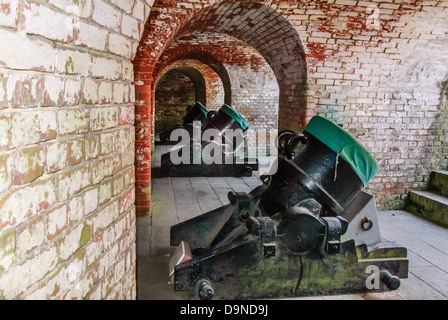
left=135, top=0, right=308, bottom=131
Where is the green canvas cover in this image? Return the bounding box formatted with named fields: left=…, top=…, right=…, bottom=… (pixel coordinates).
left=304, top=116, right=379, bottom=186
left=220, top=104, right=250, bottom=131
left=196, top=101, right=209, bottom=117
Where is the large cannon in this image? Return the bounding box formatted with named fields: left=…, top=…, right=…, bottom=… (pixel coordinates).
left=169, top=115, right=408, bottom=300
left=161, top=104, right=259, bottom=177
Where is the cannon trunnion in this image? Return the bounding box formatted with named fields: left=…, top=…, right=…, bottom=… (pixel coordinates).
left=169, top=116, right=409, bottom=300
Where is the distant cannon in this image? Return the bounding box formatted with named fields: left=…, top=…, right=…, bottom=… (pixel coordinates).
left=161, top=104, right=258, bottom=177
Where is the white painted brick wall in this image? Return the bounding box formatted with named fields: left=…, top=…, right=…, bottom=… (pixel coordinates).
left=0, top=0, right=148, bottom=299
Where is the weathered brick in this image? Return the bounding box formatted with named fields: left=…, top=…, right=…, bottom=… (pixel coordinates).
left=56, top=48, right=91, bottom=76
left=132, top=0, right=145, bottom=21
left=85, top=234, right=103, bottom=267
left=56, top=165, right=90, bottom=201
left=22, top=2, right=73, bottom=42
left=59, top=109, right=90, bottom=135
left=12, top=145, right=44, bottom=185
left=0, top=178, right=56, bottom=230
left=98, top=180, right=112, bottom=205
left=92, top=0, right=121, bottom=32
left=68, top=138, right=83, bottom=165
left=120, top=188, right=135, bottom=214
left=98, top=81, right=113, bottom=104
left=74, top=20, right=108, bottom=52
left=91, top=156, right=120, bottom=185
left=119, top=106, right=135, bottom=125
left=59, top=259, right=86, bottom=298
left=63, top=267, right=93, bottom=300
left=16, top=215, right=45, bottom=257
left=122, top=61, right=134, bottom=82
left=84, top=187, right=99, bottom=215
left=109, top=33, right=132, bottom=58
left=0, top=28, right=56, bottom=72
left=128, top=84, right=135, bottom=103
left=121, top=13, right=139, bottom=40
left=114, top=127, right=134, bottom=152
left=78, top=0, right=93, bottom=18
left=0, top=229, right=15, bottom=274
left=112, top=173, right=124, bottom=196
left=64, top=78, right=83, bottom=106
left=45, top=264, right=68, bottom=299
left=15, top=246, right=58, bottom=296
left=84, top=135, right=100, bottom=160
left=46, top=205, right=67, bottom=240
left=101, top=222, right=117, bottom=252
left=0, top=114, right=11, bottom=150
left=0, top=73, right=7, bottom=109
left=111, top=0, right=133, bottom=14
left=120, top=147, right=135, bottom=169
left=90, top=201, right=119, bottom=236
left=6, top=72, right=42, bottom=108
left=0, top=153, right=12, bottom=193
left=1, top=0, right=447, bottom=302
left=0, top=0, right=19, bottom=28
left=45, top=141, right=68, bottom=173
left=124, top=85, right=134, bottom=105
left=90, top=107, right=118, bottom=131
left=113, top=83, right=125, bottom=104
left=42, top=74, right=65, bottom=106
left=99, top=132, right=114, bottom=156
left=91, top=56, right=122, bottom=80
left=82, top=78, right=99, bottom=104
left=68, top=195, right=84, bottom=224
left=11, top=111, right=57, bottom=147
left=123, top=167, right=135, bottom=190
left=58, top=222, right=91, bottom=261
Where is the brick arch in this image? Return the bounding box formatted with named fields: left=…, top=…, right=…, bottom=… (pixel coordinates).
left=135, top=0, right=307, bottom=129
left=177, top=1, right=308, bottom=130
left=156, top=66, right=208, bottom=106
left=154, top=56, right=232, bottom=108
left=134, top=0, right=307, bottom=214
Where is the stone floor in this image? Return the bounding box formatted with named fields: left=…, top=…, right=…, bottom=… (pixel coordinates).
left=136, top=145, right=448, bottom=300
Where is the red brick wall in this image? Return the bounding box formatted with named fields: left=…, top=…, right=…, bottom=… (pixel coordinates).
left=155, top=69, right=197, bottom=133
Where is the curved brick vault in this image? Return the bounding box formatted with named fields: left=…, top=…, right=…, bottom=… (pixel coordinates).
left=134, top=0, right=306, bottom=214
left=154, top=60, right=228, bottom=133
left=135, top=0, right=307, bottom=128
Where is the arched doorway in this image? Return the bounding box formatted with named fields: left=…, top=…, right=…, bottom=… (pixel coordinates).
left=133, top=0, right=307, bottom=214
left=154, top=67, right=208, bottom=137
